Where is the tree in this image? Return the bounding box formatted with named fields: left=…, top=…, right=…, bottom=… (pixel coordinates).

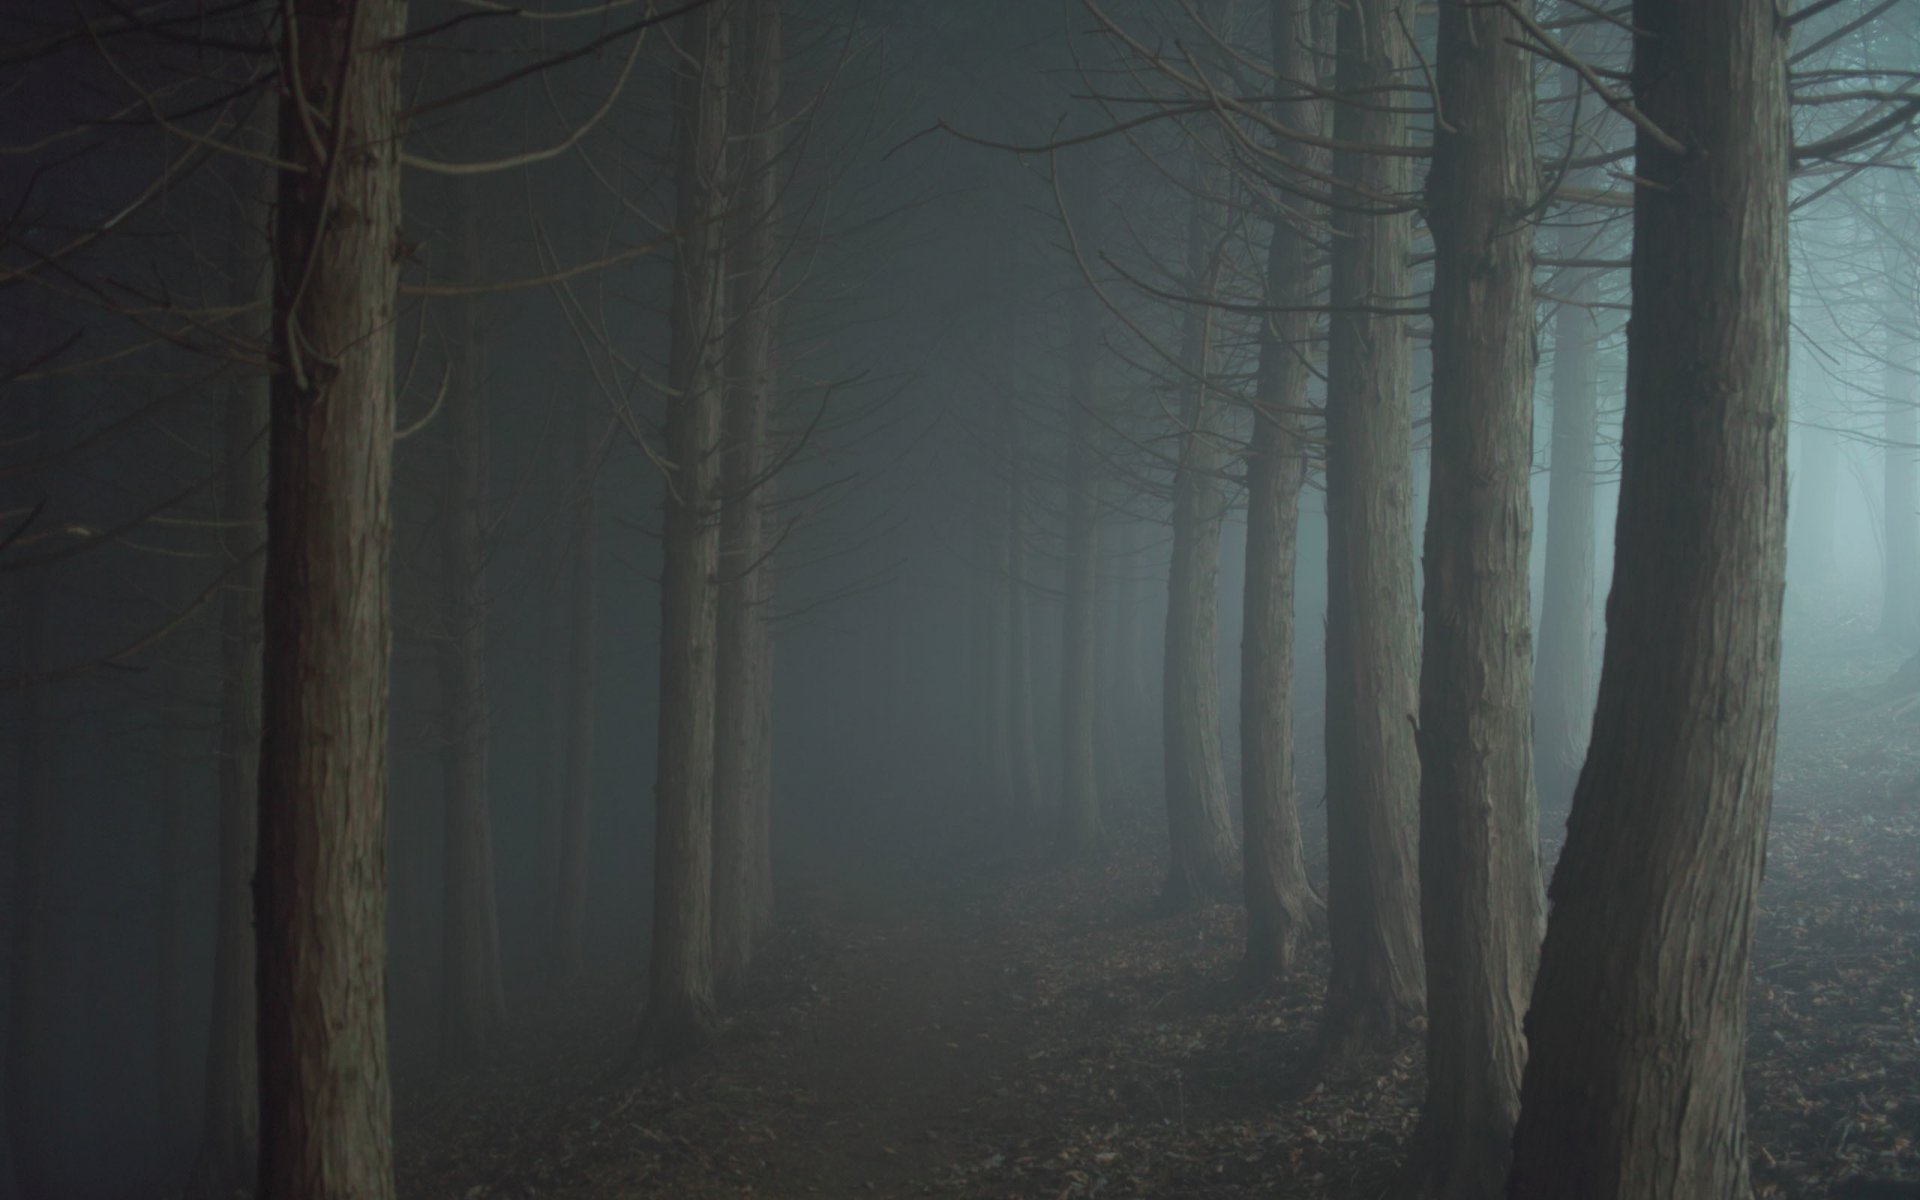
left=253, top=0, right=408, bottom=1194
left=1532, top=245, right=1601, bottom=812
left=1506, top=0, right=1790, bottom=1192
left=1238, top=0, right=1325, bottom=986
left=1058, top=148, right=1105, bottom=857
left=1320, top=0, right=1424, bottom=1053
left=1880, top=306, right=1918, bottom=643
left=635, top=2, right=731, bottom=1063
left=189, top=160, right=268, bottom=1192
left=549, top=389, right=602, bottom=988
left=434, top=177, right=508, bottom=1059
left=1402, top=0, right=1543, bottom=1192
left=1159, top=0, right=1240, bottom=909
left=713, top=0, right=783, bottom=992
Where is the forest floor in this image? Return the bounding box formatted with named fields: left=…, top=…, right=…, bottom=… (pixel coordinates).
left=397, top=616, right=1920, bottom=1199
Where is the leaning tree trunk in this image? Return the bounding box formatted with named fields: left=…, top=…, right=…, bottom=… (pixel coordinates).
left=1532, top=235, right=1600, bottom=814
left=255, top=1, right=407, bottom=1195
left=1160, top=13, right=1240, bottom=908
left=634, top=5, right=730, bottom=1065
left=1506, top=0, right=1790, bottom=1195
left=1319, top=0, right=1424, bottom=1055
left=1057, top=150, right=1104, bottom=857
left=1881, top=313, right=1918, bottom=644
left=713, top=0, right=782, bottom=994
left=436, top=178, right=507, bottom=1060
left=1239, top=0, right=1325, bottom=987
left=1402, top=0, right=1543, bottom=1193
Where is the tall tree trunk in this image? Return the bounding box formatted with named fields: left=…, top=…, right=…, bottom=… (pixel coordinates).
left=550, top=395, right=601, bottom=987
left=6, top=568, right=56, bottom=1200
left=191, top=321, right=266, bottom=1198
left=1402, top=0, right=1543, bottom=1192
left=1532, top=246, right=1600, bottom=814
left=1005, top=395, right=1044, bottom=820
left=1239, top=0, right=1324, bottom=986
left=1160, top=3, right=1240, bottom=907
left=1058, top=153, right=1104, bottom=857
left=1506, top=0, right=1790, bottom=1194
left=1881, top=314, right=1918, bottom=644
left=634, top=5, right=730, bottom=1064
left=713, top=0, right=782, bottom=993
left=256, top=1, right=407, bottom=1195
left=980, top=485, right=1016, bottom=811
left=191, top=136, right=269, bottom=1192
left=436, top=180, right=507, bottom=1060
left=1320, top=0, right=1424, bottom=1054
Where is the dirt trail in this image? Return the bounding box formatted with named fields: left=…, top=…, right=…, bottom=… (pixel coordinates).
left=396, top=838, right=1045, bottom=1199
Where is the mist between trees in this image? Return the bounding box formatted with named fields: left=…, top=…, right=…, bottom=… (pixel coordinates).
left=1, top=1, right=1918, bottom=1198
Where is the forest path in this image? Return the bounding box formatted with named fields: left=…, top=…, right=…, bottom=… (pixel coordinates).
left=395, top=823, right=1052, bottom=1199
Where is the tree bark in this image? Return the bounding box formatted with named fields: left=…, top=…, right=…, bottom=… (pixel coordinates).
left=435, top=179, right=507, bottom=1060
left=255, top=1, right=407, bottom=1196
left=1160, top=2, right=1240, bottom=907
left=1058, top=153, right=1104, bottom=857
left=1532, top=240, right=1600, bottom=814
left=1402, top=0, right=1544, bottom=1192
left=713, top=0, right=781, bottom=993
left=1320, top=0, right=1424, bottom=1054
left=634, top=4, right=729, bottom=1064
left=1239, top=0, right=1324, bottom=986
left=1507, top=1, right=1790, bottom=1194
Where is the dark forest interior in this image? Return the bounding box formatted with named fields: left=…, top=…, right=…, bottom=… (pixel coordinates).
left=3, top=1, right=1920, bottom=1198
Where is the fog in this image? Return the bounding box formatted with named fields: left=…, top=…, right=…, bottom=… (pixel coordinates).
left=2, top=1, right=1918, bottom=1198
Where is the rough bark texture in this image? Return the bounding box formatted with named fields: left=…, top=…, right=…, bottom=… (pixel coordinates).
left=1238, top=0, right=1323, bottom=986
left=192, top=332, right=266, bottom=1199
left=550, top=393, right=600, bottom=987
left=1160, top=7, right=1240, bottom=908
left=1320, top=0, right=1424, bottom=1054
left=1881, top=316, right=1918, bottom=644
left=6, top=571, right=55, bottom=1200
left=255, top=1, right=406, bottom=1196
left=1506, top=1, right=1790, bottom=1195
left=636, top=5, right=730, bottom=1064
left=1403, top=0, right=1544, bottom=1192
left=1532, top=233, right=1600, bottom=814
left=1058, top=153, right=1103, bottom=857
left=436, top=180, right=507, bottom=1060
left=713, top=0, right=781, bottom=993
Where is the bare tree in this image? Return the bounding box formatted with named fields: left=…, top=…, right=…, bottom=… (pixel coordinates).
left=254, top=1, right=409, bottom=1195
left=1238, top=0, right=1325, bottom=986
left=635, top=3, right=732, bottom=1064
left=1403, top=0, right=1543, bottom=1192
left=1320, top=0, right=1424, bottom=1054
left=1507, top=0, right=1791, bottom=1191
